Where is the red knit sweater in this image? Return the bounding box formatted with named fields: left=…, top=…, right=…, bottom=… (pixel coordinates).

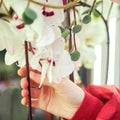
left=66, top=84, right=120, bottom=120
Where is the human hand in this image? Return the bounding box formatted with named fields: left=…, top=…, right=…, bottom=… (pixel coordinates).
left=18, top=66, right=85, bottom=119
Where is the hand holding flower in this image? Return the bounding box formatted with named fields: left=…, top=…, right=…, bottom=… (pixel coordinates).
left=18, top=66, right=85, bottom=119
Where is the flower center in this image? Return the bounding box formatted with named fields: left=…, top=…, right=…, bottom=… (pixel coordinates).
left=13, top=15, right=25, bottom=29
left=42, top=0, right=55, bottom=17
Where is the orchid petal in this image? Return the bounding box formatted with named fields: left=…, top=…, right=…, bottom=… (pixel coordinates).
left=30, top=48, right=49, bottom=71
left=10, top=0, right=27, bottom=18
left=0, top=20, right=23, bottom=55
left=39, top=61, right=49, bottom=87
left=10, top=0, right=43, bottom=19
left=47, top=59, right=53, bottom=83
left=51, top=37, right=65, bottom=62
left=5, top=52, right=18, bottom=65
left=52, top=51, right=74, bottom=83
left=31, top=17, right=44, bottom=39
left=36, top=26, right=55, bottom=48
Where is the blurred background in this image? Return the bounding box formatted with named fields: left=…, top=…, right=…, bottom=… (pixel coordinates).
left=0, top=50, right=59, bottom=120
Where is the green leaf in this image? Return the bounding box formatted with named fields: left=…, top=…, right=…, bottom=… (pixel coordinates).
left=93, top=1, right=103, bottom=10
left=82, top=15, right=91, bottom=24
left=22, top=8, right=37, bottom=25
left=59, top=26, right=66, bottom=33
left=73, top=24, right=82, bottom=33
left=82, top=9, right=90, bottom=15
left=58, top=26, right=70, bottom=38
left=71, top=50, right=80, bottom=61
left=93, top=10, right=100, bottom=18
left=62, top=29, right=70, bottom=38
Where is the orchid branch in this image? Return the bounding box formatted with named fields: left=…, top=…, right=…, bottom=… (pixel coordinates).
left=24, top=41, right=33, bottom=120
left=31, top=0, right=80, bottom=9
left=89, top=0, right=97, bottom=15
left=66, top=0, right=75, bottom=82
left=73, top=7, right=77, bottom=51
left=0, top=0, right=3, bottom=6
left=107, top=2, right=113, bottom=20
left=76, top=1, right=113, bottom=84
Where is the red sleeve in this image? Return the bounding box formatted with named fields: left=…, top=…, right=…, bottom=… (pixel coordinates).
left=71, top=84, right=120, bottom=120
left=71, top=90, right=104, bottom=120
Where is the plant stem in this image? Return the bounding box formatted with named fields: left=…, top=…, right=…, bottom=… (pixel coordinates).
left=77, top=1, right=110, bottom=84
left=65, top=0, right=74, bottom=82
left=89, top=0, right=96, bottom=15
left=73, top=7, right=77, bottom=50
left=24, top=41, right=33, bottom=120
left=31, top=0, right=80, bottom=9
left=107, top=3, right=113, bottom=21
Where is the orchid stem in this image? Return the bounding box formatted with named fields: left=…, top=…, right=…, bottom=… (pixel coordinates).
left=24, top=41, right=33, bottom=120
left=31, top=0, right=80, bottom=9
left=66, top=0, right=75, bottom=83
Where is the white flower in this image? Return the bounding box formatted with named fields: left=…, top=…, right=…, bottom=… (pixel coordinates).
left=0, top=20, right=23, bottom=55
left=77, top=20, right=106, bottom=46
left=1, top=0, right=115, bottom=86
left=5, top=45, right=25, bottom=66
left=9, top=0, right=44, bottom=42
left=30, top=37, right=74, bottom=86
left=5, top=42, right=35, bottom=67
left=74, top=34, right=96, bottom=69
left=77, top=45, right=96, bottom=69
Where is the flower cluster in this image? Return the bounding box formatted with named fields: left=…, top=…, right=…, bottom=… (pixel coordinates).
left=0, top=0, right=118, bottom=85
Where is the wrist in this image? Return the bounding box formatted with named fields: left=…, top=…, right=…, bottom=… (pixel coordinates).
left=62, top=85, right=85, bottom=119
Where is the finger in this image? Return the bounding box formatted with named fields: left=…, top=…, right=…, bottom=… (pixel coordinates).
left=21, top=97, right=28, bottom=106
left=18, top=66, right=27, bottom=76
left=21, top=88, right=40, bottom=98
left=18, top=66, right=40, bottom=76
left=21, top=77, right=39, bottom=89
left=21, top=96, right=39, bottom=109
left=21, top=78, right=28, bottom=88
left=21, top=89, right=28, bottom=97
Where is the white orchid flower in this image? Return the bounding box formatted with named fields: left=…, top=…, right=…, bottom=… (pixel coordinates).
left=74, top=35, right=96, bottom=69
left=52, top=50, right=74, bottom=83
left=50, top=37, right=74, bottom=83
left=9, top=0, right=44, bottom=42
left=0, top=20, right=24, bottom=55
left=30, top=47, right=51, bottom=87
left=30, top=37, right=74, bottom=86
left=77, top=20, right=106, bottom=46
left=5, top=46, right=25, bottom=66
left=9, top=0, right=42, bottom=19
left=5, top=43, right=34, bottom=67
left=78, top=45, right=96, bottom=69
